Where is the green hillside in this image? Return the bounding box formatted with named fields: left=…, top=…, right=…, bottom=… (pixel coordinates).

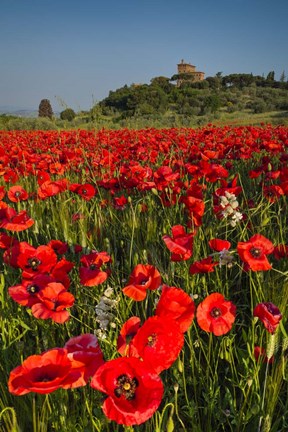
left=1, top=72, right=288, bottom=130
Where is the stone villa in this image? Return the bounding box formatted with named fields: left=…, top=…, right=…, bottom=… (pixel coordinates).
left=176, top=60, right=205, bottom=86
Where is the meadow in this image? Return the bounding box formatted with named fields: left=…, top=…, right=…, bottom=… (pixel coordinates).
left=0, top=125, right=287, bottom=432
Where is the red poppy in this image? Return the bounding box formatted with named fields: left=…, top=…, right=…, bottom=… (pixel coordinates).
left=17, top=244, right=58, bottom=279
left=253, top=302, right=282, bottom=334
left=7, top=185, right=29, bottom=203
left=31, top=282, right=75, bottom=323
left=79, top=251, right=112, bottom=286
left=159, top=188, right=179, bottom=207
left=64, top=334, right=104, bottom=384
left=249, top=167, right=264, bottom=179
left=0, top=186, right=6, bottom=200
left=162, top=225, right=194, bottom=262
left=155, top=285, right=195, bottom=332
left=3, top=241, right=27, bottom=268
left=73, top=244, right=83, bottom=254
left=208, top=238, right=231, bottom=252
left=201, top=162, right=229, bottom=183
left=273, top=244, right=288, bottom=260
left=117, top=317, right=141, bottom=356
left=189, top=256, right=218, bottom=274
left=181, top=196, right=205, bottom=227
left=37, top=170, right=51, bottom=185
left=3, top=168, right=18, bottom=183
left=209, top=238, right=234, bottom=267
left=47, top=239, right=69, bottom=255
left=49, top=268, right=71, bottom=290
left=131, top=315, right=184, bottom=374
left=122, top=264, right=162, bottom=301
left=154, top=166, right=179, bottom=190
left=50, top=258, right=75, bottom=277
left=280, top=180, right=288, bottom=195
left=8, top=348, right=82, bottom=395
left=263, top=185, right=284, bottom=203
left=90, top=356, right=164, bottom=426
left=69, top=183, right=96, bottom=201
left=196, top=293, right=236, bottom=336
left=48, top=162, right=65, bottom=176
left=37, top=179, right=68, bottom=199
left=71, top=212, right=85, bottom=222
left=0, top=207, right=34, bottom=232
left=113, top=195, right=128, bottom=210
left=237, top=234, right=274, bottom=271
left=265, top=171, right=281, bottom=181
left=8, top=274, right=55, bottom=307
left=214, top=175, right=242, bottom=198
left=0, top=232, right=18, bottom=250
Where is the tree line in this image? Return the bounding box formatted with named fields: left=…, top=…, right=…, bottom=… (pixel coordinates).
left=36, top=70, right=288, bottom=123
left=96, top=71, right=288, bottom=119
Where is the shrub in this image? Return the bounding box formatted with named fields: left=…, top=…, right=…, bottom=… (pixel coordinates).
left=60, top=108, right=76, bottom=121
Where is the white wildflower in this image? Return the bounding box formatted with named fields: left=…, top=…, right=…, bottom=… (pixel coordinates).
left=219, top=191, right=243, bottom=227
left=95, top=288, right=119, bottom=333
left=104, top=287, right=114, bottom=298
left=219, top=249, right=234, bottom=268
left=220, top=196, right=229, bottom=207
left=95, top=329, right=107, bottom=340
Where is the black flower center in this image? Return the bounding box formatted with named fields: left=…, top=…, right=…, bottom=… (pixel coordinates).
left=147, top=333, right=157, bottom=346
left=140, top=278, right=148, bottom=286
left=50, top=298, right=60, bottom=311
left=36, top=375, right=54, bottom=382
left=26, top=284, right=40, bottom=294
left=210, top=307, right=222, bottom=318
left=250, top=247, right=262, bottom=258
left=114, top=374, right=139, bottom=400
left=28, top=258, right=41, bottom=270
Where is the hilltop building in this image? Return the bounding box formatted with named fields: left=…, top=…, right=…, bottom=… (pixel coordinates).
left=176, top=60, right=205, bottom=86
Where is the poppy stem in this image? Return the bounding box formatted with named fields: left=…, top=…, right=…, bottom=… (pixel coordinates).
left=257, top=349, right=270, bottom=432
left=128, top=204, right=136, bottom=268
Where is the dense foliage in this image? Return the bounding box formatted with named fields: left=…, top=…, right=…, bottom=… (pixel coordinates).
left=98, top=72, right=288, bottom=120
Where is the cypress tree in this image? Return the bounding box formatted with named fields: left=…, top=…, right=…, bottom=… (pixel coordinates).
left=38, top=99, right=53, bottom=119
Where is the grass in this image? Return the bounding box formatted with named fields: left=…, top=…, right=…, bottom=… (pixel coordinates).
left=1, top=109, right=288, bottom=131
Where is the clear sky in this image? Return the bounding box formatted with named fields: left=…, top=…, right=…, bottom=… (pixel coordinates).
left=1, top=0, right=287, bottom=112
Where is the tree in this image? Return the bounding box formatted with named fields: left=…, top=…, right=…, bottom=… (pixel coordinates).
left=222, top=74, right=254, bottom=89
left=60, top=108, right=76, bottom=121
left=266, top=71, right=275, bottom=81
left=202, top=94, right=221, bottom=114
left=38, top=99, right=53, bottom=119
left=280, top=70, right=286, bottom=83
left=206, top=76, right=222, bottom=90
left=150, top=76, right=174, bottom=93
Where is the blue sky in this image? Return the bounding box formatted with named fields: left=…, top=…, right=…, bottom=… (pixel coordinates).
left=1, top=0, right=288, bottom=112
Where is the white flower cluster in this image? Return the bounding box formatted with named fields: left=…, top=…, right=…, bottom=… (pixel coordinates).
left=95, top=287, right=119, bottom=339
left=219, top=191, right=243, bottom=227
left=219, top=249, right=234, bottom=268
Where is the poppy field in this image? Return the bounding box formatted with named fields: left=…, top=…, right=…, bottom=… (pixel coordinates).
left=0, top=125, right=287, bottom=432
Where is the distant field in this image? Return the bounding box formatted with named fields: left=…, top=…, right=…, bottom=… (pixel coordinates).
left=1, top=109, right=288, bottom=130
